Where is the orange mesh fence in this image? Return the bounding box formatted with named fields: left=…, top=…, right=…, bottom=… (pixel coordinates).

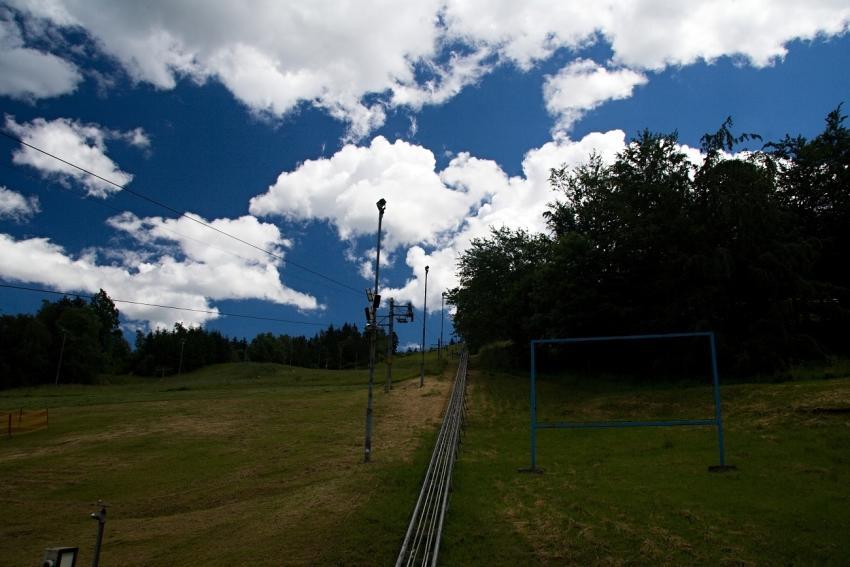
left=4, top=409, right=49, bottom=437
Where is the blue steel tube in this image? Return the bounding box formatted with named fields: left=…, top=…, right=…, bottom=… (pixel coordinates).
left=530, top=342, right=537, bottom=470
left=709, top=332, right=726, bottom=466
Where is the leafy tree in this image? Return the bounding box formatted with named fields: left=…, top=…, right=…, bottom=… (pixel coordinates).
left=0, top=315, right=51, bottom=388
left=89, top=289, right=130, bottom=372
left=448, top=227, right=550, bottom=352
left=768, top=106, right=850, bottom=353
left=450, top=111, right=846, bottom=375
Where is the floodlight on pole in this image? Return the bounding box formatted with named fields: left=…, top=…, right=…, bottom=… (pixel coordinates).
left=419, top=265, right=429, bottom=388
left=364, top=197, right=386, bottom=463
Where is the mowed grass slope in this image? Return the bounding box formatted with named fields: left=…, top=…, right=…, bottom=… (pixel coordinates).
left=0, top=353, right=452, bottom=566
left=441, top=362, right=850, bottom=565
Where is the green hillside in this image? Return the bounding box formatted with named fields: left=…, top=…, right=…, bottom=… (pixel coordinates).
left=3, top=351, right=848, bottom=565
left=0, top=353, right=452, bottom=566
left=441, top=363, right=850, bottom=565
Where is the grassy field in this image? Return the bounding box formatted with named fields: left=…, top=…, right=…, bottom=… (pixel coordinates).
left=4, top=352, right=849, bottom=566
left=0, top=352, right=453, bottom=566
left=441, top=363, right=850, bottom=565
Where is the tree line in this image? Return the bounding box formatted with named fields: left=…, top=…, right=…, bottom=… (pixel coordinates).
left=448, top=108, right=850, bottom=376
left=0, top=290, right=130, bottom=389
left=240, top=323, right=395, bottom=370
left=1, top=290, right=396, bottom=388
left=134, top=322, right=395, bottom=374
left=132, top=321, right=394, bottom=376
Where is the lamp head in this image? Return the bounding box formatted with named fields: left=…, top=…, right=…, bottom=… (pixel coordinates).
left=425, top=265, right=429, bottom=274
left=376, top=198, right=386, bottom=212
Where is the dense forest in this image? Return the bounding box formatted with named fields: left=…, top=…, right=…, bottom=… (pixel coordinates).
left=131, top=321, right=394, bottom=376
left=448, top=108, right=850, bottom=375
left=0, top=291, right=130, bottom=389
left=0, top=290, right=395, bottom=389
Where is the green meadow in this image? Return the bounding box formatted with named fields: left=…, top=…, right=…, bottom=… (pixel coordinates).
left=3, top=352, right=849, bottom=565
left=441, top=364, right=850, bottom=565
left=0, top=353, right=451, bottom=566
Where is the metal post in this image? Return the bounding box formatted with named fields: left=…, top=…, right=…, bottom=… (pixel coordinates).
left=90, top=502, right=107, bottom=567
left=530, top=342, right=537, bottom=470
left=385, top=298, right=394, bottom=392
left=178, top=339, right=186, bottom=376
left=419, top=265, right=429, bottom=388
left=709, top=332, right=726, bottom=467
left=54, top=330, right=68, bottom=385
left=439, top=291, right=445, bottom=361
left=364, top=198, right=386, bottom=463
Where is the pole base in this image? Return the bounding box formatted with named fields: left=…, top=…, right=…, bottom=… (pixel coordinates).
left=517, top=466, right=544, bottom=474
left=708, top=464, right=737, bottom=473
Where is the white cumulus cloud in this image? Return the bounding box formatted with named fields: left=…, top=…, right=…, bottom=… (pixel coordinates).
left=249, top=136, right=493, bottom=251
left=7, top=0, right=442, bottom=139
left=0, top=17, right=81, bottom=100
left=444, top=0, right=850, bottom=70
left=6, top=1, right=847, bottom=137
left=0, top=210, right=321, bottom=329
left=251, top=130, right=628, bottom=312
left=544, top=59, right=647, bottom=132
left=0, top=185, right=40, bottom=221
left=4, top=116, right=145, bottom=198
left=604, top=0, right=850, bottom=70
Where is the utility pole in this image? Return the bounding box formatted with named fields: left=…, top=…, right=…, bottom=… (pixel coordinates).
left=178, top=339, right=186, bottom=376
left=419, top=265, right=429, bottom=388
left=385, top=298, right=395, bottom=392
left=364, top=198, right=386, bottom=463
left=54, top=329, right=68, bottom=385
left=439, top=291, right=445, bottom=361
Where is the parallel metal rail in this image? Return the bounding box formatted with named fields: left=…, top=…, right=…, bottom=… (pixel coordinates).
left=396, top=351, right=468, bottom=567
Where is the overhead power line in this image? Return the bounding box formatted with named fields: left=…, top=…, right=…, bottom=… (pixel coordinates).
left=0, top=283, right=326, bottom=326
left=0, top=130, right=363, bottom=296
left=0, top=161, right=357, bottom=297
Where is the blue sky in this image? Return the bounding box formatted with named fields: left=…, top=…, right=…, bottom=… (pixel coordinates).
left=0, top=1, right=848, bottom=349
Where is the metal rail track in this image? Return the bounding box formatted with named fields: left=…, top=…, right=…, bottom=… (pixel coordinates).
left=396, top=351, right=468, bottom=567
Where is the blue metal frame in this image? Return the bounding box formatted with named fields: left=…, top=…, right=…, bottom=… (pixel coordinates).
left=529, top=331, right=726, bottom=470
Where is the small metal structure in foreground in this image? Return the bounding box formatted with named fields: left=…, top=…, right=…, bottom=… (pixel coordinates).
left=90, top=501, right=108, bottom=567
left=397, top=351, right=468, bottom=566
left=524, top=332, right=731, bottom=473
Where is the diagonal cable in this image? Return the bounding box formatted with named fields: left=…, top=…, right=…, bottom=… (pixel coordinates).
left=0, top=130, right=363, bottom=296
